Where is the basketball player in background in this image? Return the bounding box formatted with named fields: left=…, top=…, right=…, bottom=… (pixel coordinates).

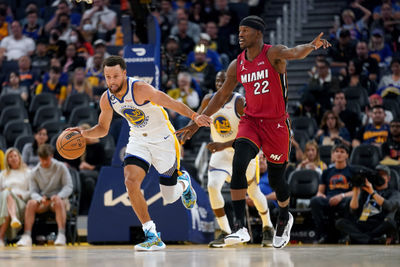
left=177, top=15, right=331, bottom=249
left=193, top=71, right=274, bottom=247
left=68, top=56, right=210, bottom=251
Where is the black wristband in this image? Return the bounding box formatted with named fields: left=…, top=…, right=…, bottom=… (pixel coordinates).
left=371, top=191, right=376, bottom=197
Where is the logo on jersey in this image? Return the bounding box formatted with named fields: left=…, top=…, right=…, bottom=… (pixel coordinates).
left=213, top=116, right=232, bottom=137
left=269, top=153, right=283, bottom=161
left=241, top=69, right=269, bottom=84
left=241, top=65, right=247, bottom=71
left=257, top=61, right=265, bottom=66
left=122, top=108, right=149, bottom=128
left=110, top=94, right=116, bottom=103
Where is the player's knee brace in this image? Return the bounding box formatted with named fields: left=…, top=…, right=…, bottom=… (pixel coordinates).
left=231, top=139, right=258, bottom=190
left=267, top=162, right=290, bottom=202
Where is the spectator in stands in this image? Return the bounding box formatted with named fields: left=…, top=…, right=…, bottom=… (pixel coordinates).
left=296, top=140, right=328, bottom=175
left=216, top=10, right=239, bottom=61
left=62, top=43, right=86, bottom=74
left=56, top=13, right=73, bottom=42
left=160, top=0, right=176, bottom=26
left=22, top=10, right=43, bottom=41
left=42, top=57, right=69, bottom=87
left=86, top=39, right=108, bottom=70
left=336, top=4, right=371, bottom=41
left=315, top=110, right=352, bottom=147
left=377, top=57, right=400, bottom=96
left=353, top=105, right=390, bottom=147
left=22, top=127, right=48, bottom=168
left=86, top=52, right=106, bottom=90
left=161, top=35, right=182, bottom=91
left=170, top=8, right=201, bottom=43
left=68, top=29, right=94, bottom=60
left=355, top=40, right=379, bottom=82
left=167, top=71, right=200, bottom=129
left=186, top=33, right=222, bottom=72
left=362, top=94, right=393, bottom=126
left=294, top=92, right=324, bottom=125
left=20, top=3, right=44, bottom=30
left=332, top=91, right=361, bottom=139
left=188, top=44, right=216, bottom=94
left=66, top=67, right=93, bottom=100
left=310, top=143, right=353, bottom=244
left=328, top=29, right=356, bottom=71
left=373, top=0, right=400, bottom=21
left=336, top=164, right=400, bottom=244
left=340, top=59, right=376, bottom=95
left=31, top=38, right=51, bottom=76
left=0, top=148, right=30, bottom=247
left=368, top=28, right=393, bottom=68
left=205, top=21, right=219, bottom=51
left=45, top=0, right=81, bottom=32
left=173, top=18, right=196, bottom=55
left=371, top=2, right=400, bottom=53
left=0, top=8, right=9, bottom=41
left=16, top=144, right=73, bottom=247
left=0, top=71, right=28, bottom=103
left=306, top=59, right=340, bottom=110
left=81, top=0, right=117, bottom=42
left=47, top=27, right=67, bottom=59
left=18, top=55, right=39, bottom=92
left=0, top=21, right=35, bottom=63
left=189, top=1, right=207, bottom=26
left=35, top=66, right=67, bottom=107
left=381, top=118, right=400, bottom=164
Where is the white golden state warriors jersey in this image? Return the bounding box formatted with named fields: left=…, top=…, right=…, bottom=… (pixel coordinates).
left=107, top=77, right=175, bottom=140
left=210, top=93, right=241, bottom=144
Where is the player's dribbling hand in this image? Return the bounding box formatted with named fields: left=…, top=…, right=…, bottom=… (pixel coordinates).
left=311, top=32, right=331, bottom=50
left=65, top=127, right=84, bottom=135
left=175, top=123, right=200, bottom=144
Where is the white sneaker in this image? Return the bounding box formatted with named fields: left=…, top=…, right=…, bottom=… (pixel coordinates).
left=54, top=233, right=66, bottom=246
left=0, top=239, right=5, bottom=247
left=273, top=212, right=293, bottom=249
left=224, top=227, right=250, bottom=246
left=16, top=234, right=32, bottom=247
left=10, top=217, right=21, bottom=229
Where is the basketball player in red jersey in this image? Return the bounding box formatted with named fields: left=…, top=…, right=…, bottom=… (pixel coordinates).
left=177, top=15, right=331, bottom=249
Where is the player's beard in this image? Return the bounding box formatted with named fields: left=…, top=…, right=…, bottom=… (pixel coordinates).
left=110, top=80, right=124, bottom=95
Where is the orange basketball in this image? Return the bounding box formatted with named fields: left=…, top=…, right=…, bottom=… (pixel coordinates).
left=56, top=130, right=86, bottom=160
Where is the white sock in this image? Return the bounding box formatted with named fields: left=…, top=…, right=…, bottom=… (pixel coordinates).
left=142, top=220, right=157, bottom=235
left=216, top=215, right=232, bottom=234
left=259, top=210, right=273, bottom=228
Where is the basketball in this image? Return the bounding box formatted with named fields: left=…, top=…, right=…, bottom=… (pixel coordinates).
left=56, top=130, right=86, bottom=160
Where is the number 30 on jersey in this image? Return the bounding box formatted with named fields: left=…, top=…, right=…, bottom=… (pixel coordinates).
left=253, top=80, right=269, bottom=95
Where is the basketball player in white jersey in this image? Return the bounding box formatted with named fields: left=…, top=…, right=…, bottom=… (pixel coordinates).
left=193, top=71, right=274, bottom=247
left=68, top=56, right=211, bottom=251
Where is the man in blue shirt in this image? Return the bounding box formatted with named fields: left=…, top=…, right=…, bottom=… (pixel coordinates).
left=310, top=143, right=353, bottom=243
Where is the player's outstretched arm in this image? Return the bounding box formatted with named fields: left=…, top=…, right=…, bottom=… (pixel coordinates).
left=201, top=60, right=238, bottom=116
left=66, top=92, right=113, bottom=138
left=137, top=81, right=211, bottom=127
left=270, top=32, right=331, bottom=61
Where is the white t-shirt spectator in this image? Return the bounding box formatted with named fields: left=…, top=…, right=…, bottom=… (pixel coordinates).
left=0, top=35, right=35, bottom=61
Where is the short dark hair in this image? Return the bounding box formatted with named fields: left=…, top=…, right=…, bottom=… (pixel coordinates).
left=50, top=66, right=61, bottom=74
left=372, top=105, right=384, bottom=111
left=102, top=56, right=127, bottom=71
left=38, top=144, right=54, bottom=158
left=332, top=143, right=349, bottom=154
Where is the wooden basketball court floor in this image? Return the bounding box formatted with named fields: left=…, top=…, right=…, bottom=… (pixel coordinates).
left=0, top=244, right=399, bottom=267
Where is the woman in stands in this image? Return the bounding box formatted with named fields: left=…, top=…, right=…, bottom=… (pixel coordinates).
left=21, top=127, right=48, bottom=168
left=0, top=148, right=30, bottom=247
left=296, top=140, right=327, bottom=175
left=315, top=111, right=351, bottom=147
left=66, top=67, right=93, bottom=100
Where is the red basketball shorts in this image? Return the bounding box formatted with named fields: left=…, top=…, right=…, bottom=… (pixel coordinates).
left=236, top=114, right=291, bottom=164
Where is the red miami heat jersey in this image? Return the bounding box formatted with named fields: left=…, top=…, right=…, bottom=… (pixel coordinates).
left=237, top=44, right=288, bottom=119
